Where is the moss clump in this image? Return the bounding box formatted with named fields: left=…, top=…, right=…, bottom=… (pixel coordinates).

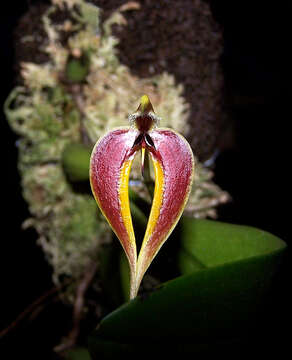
left=5, top=0, right=229, bottom=293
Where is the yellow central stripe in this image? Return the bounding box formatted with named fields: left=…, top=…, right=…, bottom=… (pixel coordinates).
left=141, top=157, right=164, bottom=252
left=119, top=159, right=136, bottom=247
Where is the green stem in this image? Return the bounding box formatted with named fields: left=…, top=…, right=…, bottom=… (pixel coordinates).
left=142, top=150, right=154, bottom=199
left=129, top=201, right=148, bottom=229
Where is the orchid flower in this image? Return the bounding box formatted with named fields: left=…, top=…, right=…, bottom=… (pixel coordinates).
left=90, top=95, right=195, bottom=299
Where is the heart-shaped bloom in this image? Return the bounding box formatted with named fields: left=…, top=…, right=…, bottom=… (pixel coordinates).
left=90, top=95, right=194, bottom=299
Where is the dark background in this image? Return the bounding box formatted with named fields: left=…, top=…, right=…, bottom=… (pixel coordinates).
left=0, top=0, right=290, bottom=358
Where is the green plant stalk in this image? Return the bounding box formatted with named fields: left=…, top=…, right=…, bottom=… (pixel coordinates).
left=141, top=150, right=154, bottom=199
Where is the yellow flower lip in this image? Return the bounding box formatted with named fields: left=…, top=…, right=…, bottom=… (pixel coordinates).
left=90, top=96, right=195, bottom=299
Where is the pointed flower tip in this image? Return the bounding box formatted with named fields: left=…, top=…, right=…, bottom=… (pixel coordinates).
left=138, top=94, right=154, bottom=113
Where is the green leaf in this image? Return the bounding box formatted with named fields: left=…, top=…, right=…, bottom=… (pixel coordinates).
left=119, top=251, right=131, bottom=302
left=179, top=217, right=285, bottom=270
left=178, top=247, right=206, bottom=274
left=88, top=218, right=286, bottom=358
left=66, top=347, right=91, bottom=360
left=62, top=143, right=92, bottom=182
left=65, top=53, right=90, bottom=83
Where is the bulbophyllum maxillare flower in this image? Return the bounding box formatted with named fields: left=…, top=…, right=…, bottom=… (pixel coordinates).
left=90, top=95, right=195, bottom=299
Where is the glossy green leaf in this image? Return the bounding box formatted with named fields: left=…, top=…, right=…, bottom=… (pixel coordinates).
left=178, top=247, right=206, bottom=274
left=89, top=218, right=286, bottom=358
left=179, top=217, right=285, bottom=270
